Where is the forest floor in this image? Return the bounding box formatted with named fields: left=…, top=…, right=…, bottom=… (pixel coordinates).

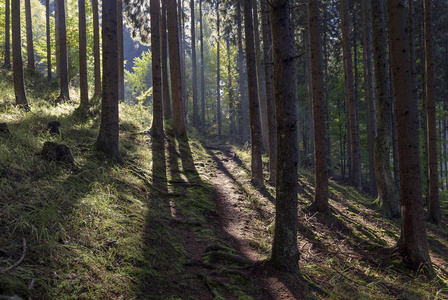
left=1, top=69, right=448, bottom=299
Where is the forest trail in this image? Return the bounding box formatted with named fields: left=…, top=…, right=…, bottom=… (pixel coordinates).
left=167, top=143, right=306, bottom=299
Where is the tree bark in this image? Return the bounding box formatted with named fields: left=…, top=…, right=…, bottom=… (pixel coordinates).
left=5, top=0, right=11, bottom=69
left=386, top=0, right=432, bottom=272
left=261, top=0, right=277, bottom=182
left=269, top=0, right=300, bottom=273
left=96, top=0, right=122, bottom=163
left=191, top=0, right=198, bottom=129
left=25, top=0, right=35, bottom=70
left=92, top=0, right=101, bottom=97
left=167, top=0, right=187, bottom=137
left=57, top=0, right=70, bottom=101
left=117, top=0, right=125, bottom=101
left=200, top=0, right=206, bottom=128
left=227, top=37, right=235, bottom=135
left=12, top=0, right=28, bottom=108
left=243, top=0, right=264, bottom=187
left=161, top=0, right=171, bottom=119
left=424, top=0, right=440, bottom=225
left=372, top=0, right=399, bottom=218
left=237, top=0, right=248, bottom=143
left=340, top=0, right=361, bottom=188
left=151, top=0, right=164, bottom=139
left=308, top=0, right=329, bottom=213
left=217, top=1, right=222, bottom=139
left=46, top=0, right=51, bottom=80
left=79, top=0, right=89, bottom=111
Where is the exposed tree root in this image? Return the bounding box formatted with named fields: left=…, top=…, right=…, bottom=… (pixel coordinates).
left=1, top=238, right=26, bottom=273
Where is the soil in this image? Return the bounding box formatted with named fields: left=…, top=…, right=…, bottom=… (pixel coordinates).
left=170, top=144, right=307, bottom=299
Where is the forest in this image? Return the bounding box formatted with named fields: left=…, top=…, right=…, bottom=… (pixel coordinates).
left=1, top=0, right=448, bottom=298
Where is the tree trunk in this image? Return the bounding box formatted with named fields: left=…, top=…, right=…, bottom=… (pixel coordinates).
left=308, top=0, right=329, bottom=213
left=117, top=0, right=125, bottom=101
left=253, top=0, right=269, bottom=154
left=386, top=0, right=432, bottom=272
left=178, top=0, right=187, bottom=119
left=227, top=38, right=235, bottom=135
left=269, top=0, right=300, bottom=273
left=261, top=0, right=277, bottom=182
left=161, top=0, right=171, bottom=119
left=167, top=0, right=186, bottom=137
left=12, top=0, right=28, bottom=108
left=340, top=0, right=361, bottom=188
left=92, top=0, right=102, bottom=97
left=57, top=0, right=70, bottom=101
left=25, top=0, right=35, bottom=70
left=46, top=0, right=51, bottom=80
left=200, top=0, right=205, bottom=128
left=243, top=0, right=264, bottom=187
left=361, top=0, right=377, bottom=197
left=217, top=1, right=222, bottom=140
left=151, top=0, right=164, bottom=139
left=96, top=0, right=122, bottom=163
left=372, top=0, right=399, bottom=218
left=237, top=0, right=248, bottom=143
left=191, top=0, right=198, bottom=129
left=79, top=0, right=89, bottom=111
left=305, top=2, right=315, bottom=168
left=5, top=0, right=11, bottom=69
left=424, top=0, right=440, bottom=225
left=54, top=0, right=60, bottom=78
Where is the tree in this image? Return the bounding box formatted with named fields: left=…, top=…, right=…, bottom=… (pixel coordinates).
left=151, top=0, right=164, bottom=139
left=217, top=0, right=222, bottom=139
left=117, top=0, right=125, bottom=101
left=270, top=0, right=300, bottom=273
left=372, top=0, right=399, bottom=218
left=167, top=0, right=187, bottom=137
left=96, top=0, right=123, bottom=163
left=243, top=0, right=263, bottom=187
left=92, top=0, right=102, bottom=97
left=340, top=0, right=361, bottom=188
left=237, top=0, right=248, bottom=143
left=386, top=0, right=432, bottom=272
left=25, top=0, right=35, bottom=69
left=56, top=0, right=70, bottom=101
left=308, top=0, right=329, bottom=213
left=261, top=0, right=277, bottom=182
left=5, top=0, right=11, bottom=69
left=12, top=0, right=28, bottom=108
left=79, top=0, right=89, bottom=111
left=161, top=0, right=171, bottom=119
left=191, top=0, right=198, bottom=128
left=46, top=0, right=51, bottom=80
left=200, top=0, right=205, bottom=127
left=424, top=0, right=441, bottom=225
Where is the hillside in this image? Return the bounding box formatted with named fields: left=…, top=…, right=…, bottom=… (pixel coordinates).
left=1, top=70, right=448, bottom=299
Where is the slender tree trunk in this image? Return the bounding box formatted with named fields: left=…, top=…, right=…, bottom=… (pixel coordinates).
left=386, top=0, right=432, bottom=272
left=253, top=0, right=269, bottom=153
left=361, top=0, right=377, bottom=197
left=191, top=0, right=198, bottom=128
left=96, top=0, right=122, bottom=163
left=57, top=0, right=70, bottom=101
left=92, top=0, right=101, bottom=97
left=117, top=0, right=125, bottom=101
left=25, top=0, right=35, bottom=70
left=178, top=0, right=186, bottom=118
left=261, top=0, right=277, bottom=182
left=237, top=0, right=248, bottom=143
left=227, top=38, right=234, bottom=135
left=12, top=0, right=28, bottom=108
left=200, top=0, right=205, bottom=128
left=308, top=0, right=328, bottom=213
left=151, top=0, right=164, bottom=139
left=340, top=0, right=361, bottom=188
left=79, top=0, right=88, bottom=111
left=217, top=1, right=222, bottom=139
left=54, top=0, right=60, bottom=78
left=168, top=0, right=186, bottom=137
left=46, top=0, right=51, bottom=80
left=372, top=0, right=399, bottom=218
left=305, top=1, right=315, bottom=168
left=270, top=0, right=300, bottom=273
left=244, top=0, right=263, bottom=186
left=424, top=0, right=440, bottom=225
left=161, top=0, right=171, bottom=119
left=5, top=0, right=11, bottom=69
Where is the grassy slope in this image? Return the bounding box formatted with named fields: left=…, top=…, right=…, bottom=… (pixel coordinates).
left=0, top=69, right=447, bottom=299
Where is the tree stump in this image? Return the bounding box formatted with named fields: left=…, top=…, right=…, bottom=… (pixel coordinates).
left=48, top=121, right=61, bottom=137
left=0, top=123, right=10, bottom=138
left=41, top=142, right=74, bottom=165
